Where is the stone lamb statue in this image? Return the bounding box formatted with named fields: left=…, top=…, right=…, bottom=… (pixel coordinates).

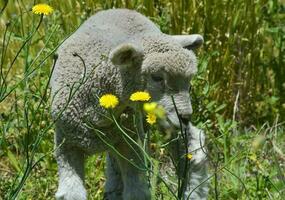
left=50, top=9, right=208, bottom=200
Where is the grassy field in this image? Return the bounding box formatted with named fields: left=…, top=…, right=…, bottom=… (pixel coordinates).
left=0, top=0, right=285, bottom=199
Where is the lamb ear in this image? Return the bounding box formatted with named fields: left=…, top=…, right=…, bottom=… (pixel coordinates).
left=172, top=34, right=204, bottom=50
left=110, top=43, right=144, bottom=68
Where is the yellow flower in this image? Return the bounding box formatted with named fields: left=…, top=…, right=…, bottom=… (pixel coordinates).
left=186, top=153, right=193, bottom=160
left=99, top=94, right=119, bottom=109
left=144, top=102, right=165, bottom=119
left=146, top=113, right=156, bottom=125
left=143, top=102, right=157, bottom=113
left=32, top=4, right=54, bottom=15
left=130, top=91, right=151, bottom=102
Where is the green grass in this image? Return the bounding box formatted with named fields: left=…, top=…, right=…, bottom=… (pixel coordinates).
left=0, top=0, right=285, bottom=199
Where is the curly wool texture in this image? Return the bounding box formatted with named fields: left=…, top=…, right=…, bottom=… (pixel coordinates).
left=142, top=50, right=197, bottom=76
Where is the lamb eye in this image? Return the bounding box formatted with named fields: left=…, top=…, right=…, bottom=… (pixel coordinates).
left=151, top=74, right=163, bottom=82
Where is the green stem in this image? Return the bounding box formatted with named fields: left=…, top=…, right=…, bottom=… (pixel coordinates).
left=3, top=14, right=43, bottom=86
left=111, top=113, right=152, bottom=165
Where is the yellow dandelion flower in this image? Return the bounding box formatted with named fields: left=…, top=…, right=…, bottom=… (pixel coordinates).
left=130, top=91, right=151, bottom=102
left=146, top=113, right=156, bottom=125
left=99, top=94, right=119, bottom=109
left=154, top=106, right=166, bottom=119
left=186, top=153, right=193, bottom=160
left=143, top=102, right=157, bottom=113
left=32, top=4, right=53, bottom=15
left=144, top=102, right=165, bottom=119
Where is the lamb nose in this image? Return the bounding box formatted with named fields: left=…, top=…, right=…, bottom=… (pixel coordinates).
left=179, top=114, right=191, bottom=125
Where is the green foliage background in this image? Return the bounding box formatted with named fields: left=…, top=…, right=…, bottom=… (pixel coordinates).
left=0, top=0, right=284, bottom=199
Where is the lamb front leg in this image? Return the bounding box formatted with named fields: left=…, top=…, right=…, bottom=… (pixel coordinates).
left=115, top=144, right=151, bottom=200
left=166, top=123, right=209, bottom=200
left=104, top=153, right=123, bottom=200
left=54, top=133, right=87, bottom=200
left=183, top=123, right=209, bottom=200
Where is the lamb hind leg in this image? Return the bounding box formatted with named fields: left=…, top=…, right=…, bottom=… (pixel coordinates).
left=55, top=134, right=87, bottom=200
